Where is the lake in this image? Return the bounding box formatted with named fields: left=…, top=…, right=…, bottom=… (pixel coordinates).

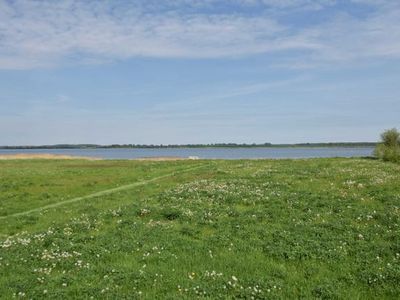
left=0, top=147, right=375, bottom=159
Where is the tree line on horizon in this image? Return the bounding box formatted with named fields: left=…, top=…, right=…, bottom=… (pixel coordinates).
left=0, top=142, right=378, bottom=149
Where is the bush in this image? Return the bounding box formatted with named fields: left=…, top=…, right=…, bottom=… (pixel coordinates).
left=374, top=128, right=400, bottom=162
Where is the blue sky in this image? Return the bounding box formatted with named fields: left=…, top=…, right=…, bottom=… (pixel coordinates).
left=0, top=0, right=399, bottom=145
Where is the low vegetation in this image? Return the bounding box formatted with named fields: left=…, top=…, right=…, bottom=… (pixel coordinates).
left=375, top=128, right=400, bottom=163
left=1, top=158, right=400, bottom=299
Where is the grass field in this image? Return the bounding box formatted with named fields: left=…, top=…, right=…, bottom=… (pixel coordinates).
left=1, top=158, right=400, bottom=299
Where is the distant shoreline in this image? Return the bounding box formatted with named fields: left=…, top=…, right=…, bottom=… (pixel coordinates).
left=0, top=142, right=377, bottom=150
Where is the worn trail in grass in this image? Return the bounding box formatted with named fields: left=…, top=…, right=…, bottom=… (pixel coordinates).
left=0, top=164, right=207, bottom=221
left=1, top=158, right=400, bottom=299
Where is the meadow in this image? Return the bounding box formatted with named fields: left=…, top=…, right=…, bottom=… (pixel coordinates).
left=0, top=158, right=400, bottom=299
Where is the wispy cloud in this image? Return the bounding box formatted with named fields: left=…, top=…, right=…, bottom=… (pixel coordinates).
left=150, top=75, right=310, bottom=112
left=0, top=0, right=399, bottom=69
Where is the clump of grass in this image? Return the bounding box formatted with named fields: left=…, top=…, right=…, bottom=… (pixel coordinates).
left=161, top=208, right=181, bottom=220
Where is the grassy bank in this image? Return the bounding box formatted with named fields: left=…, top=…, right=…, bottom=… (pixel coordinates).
left=1, top=158, right=400, bottom=299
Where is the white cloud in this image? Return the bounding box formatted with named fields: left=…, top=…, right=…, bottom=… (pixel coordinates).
left=0, top=0, right=399, bottom=69
left=300, top=8, right=400, bottom=62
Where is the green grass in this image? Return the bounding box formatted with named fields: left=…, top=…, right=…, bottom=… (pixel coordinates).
left=1, top=158, right=400, bottom=299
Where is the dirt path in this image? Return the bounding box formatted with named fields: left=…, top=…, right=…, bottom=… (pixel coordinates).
left=0, top=164, right=207, bottom=220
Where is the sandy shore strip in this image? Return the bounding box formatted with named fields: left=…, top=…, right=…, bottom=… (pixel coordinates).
left=0, top=153, right=101, bottom=160
left=0, top=154, right=200, bottom=161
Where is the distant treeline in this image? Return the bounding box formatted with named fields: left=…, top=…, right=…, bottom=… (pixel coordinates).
left=0, top=142, right=377, bottom=149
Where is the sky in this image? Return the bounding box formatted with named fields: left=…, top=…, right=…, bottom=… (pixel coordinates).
left=0, top=0, right=399, bottom=145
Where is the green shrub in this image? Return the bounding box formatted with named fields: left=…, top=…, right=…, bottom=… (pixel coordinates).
left=374, top=128, right=400, bottom=162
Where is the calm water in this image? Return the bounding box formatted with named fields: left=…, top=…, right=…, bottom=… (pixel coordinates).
left=0, top=147, right=374, bottom=159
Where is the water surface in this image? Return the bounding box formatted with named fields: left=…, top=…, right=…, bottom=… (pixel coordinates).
left=0, top=147, right=374, bottom=159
